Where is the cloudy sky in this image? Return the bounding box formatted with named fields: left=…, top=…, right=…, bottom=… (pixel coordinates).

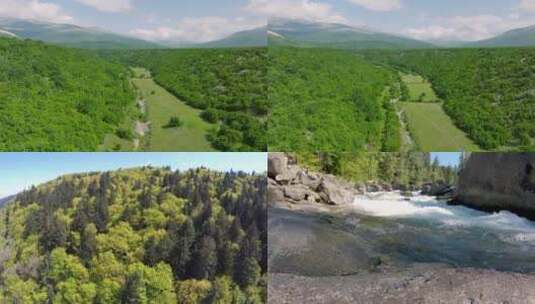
left=1, top=0, right=535, bottom=42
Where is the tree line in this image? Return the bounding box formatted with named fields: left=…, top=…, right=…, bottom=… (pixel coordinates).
left=295, top=152, right=458, bottom=189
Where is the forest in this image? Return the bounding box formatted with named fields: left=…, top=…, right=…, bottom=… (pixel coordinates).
left=103, top=48, right=268, bottom=151
left=0, top=38, right=135, bottom=151
left=0, top=167, right=267, bottom=303
left=268, top=47, right=400, bottom=152
left=294, top=152, right=458, bottom=188
left=362, top=48, right=535, bottom=150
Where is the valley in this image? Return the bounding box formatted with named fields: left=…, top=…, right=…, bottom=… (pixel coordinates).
left=130, top=68, right=216, bottom=152
left=268, top=19, right=535, bottom=152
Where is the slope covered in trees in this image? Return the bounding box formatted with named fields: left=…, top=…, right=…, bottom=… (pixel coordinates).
left=0, top=167, right=267, bottom=303
left=362, top=48, right=535, bottom=150
left=103, top=48, right=268, bottom=151
left=268, top=47, right=400, bottom=151
left=0, top=38, right=135, bottom=151
left=294, top=152, right=458, bottom=188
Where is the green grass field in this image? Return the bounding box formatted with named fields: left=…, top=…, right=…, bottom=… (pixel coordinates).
left=101, top=67, right=216, bottom=151
left=399, top=102, right=480, bottom=151
left=401, top=73, right=438, bottom=102
left=133, top=68, right=216, bottom=151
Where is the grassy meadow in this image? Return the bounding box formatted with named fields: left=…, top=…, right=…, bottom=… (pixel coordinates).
left=399, top=102, right=479, bottom=151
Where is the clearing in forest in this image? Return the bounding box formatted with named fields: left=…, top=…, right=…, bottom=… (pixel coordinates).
left=400, top=73, right=438, bottom=102
left=131, top=68, right=216, bottom=151
left=101, top=67, right=216, bottom=151
left=399, top=102, right=480, bottom=151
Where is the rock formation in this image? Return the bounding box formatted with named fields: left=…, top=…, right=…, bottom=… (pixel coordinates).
left=268, top=153, right=357, bottom=206
left=455, top=153, right=535, bottom=220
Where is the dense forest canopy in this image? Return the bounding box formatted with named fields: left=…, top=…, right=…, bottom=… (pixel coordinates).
left=294, top=152, right=458, bottom=188
left=0, top=167, right=267, bottom=303
left=0, top=38, right=135, bottom=151
left=102, top=48, right=268, bottom=152
left=362, top=48, right=535, bottom=150
left=268, top=47, right=401, bottom=152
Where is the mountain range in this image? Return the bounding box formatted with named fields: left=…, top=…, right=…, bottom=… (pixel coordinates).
left=1, top=16, right=535, bottom=50
left=268, top=18, right=535, bottom=49
left=0, top=17, right=266, bottom=49
left=268, top=19, right=433, bottom=49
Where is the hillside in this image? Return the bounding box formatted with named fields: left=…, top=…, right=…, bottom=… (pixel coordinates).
left=471, top=25, right=535, bottom=47
left=268, top=19, right=433, bottom=49
left=0, top=167, right=267, bottom=303
left=0, top=18, right=159, bottom=49
left=199, top=27, right=267, bottom=48
left=268, top=47, right=400, bottom=151
left=0, top=38, right=135, bottom=151
left=103, top=48, right=268, bottom=151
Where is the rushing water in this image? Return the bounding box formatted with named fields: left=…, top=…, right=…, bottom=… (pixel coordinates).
left=349, top=192, right=535, bottom=273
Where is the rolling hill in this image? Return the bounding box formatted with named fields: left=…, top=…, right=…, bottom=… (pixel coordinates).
left=471, top=25, right=535, bottom=47
left=0, top=17, right=160, bottom=49
left=268, top=19, right=434, bottom=49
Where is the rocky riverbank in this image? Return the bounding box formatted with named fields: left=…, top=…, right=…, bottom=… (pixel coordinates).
left=268, top=153, right=451, bottom=208
left=268, top=153, right=535, bottom=304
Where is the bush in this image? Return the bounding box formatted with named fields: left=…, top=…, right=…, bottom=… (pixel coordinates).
left=116, top=128, right=134, bottom=140
left=164, top=116, right=183, bottom=128
left=201, top=108, right=219, bottom=123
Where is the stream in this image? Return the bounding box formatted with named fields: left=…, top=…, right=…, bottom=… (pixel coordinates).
left=269, top=192, right=535, bottom=277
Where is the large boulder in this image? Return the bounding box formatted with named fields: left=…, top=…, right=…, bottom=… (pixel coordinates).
left=268, top=153, right=287, bottom=179
left=318, top=177, right=354, bottom=205
left=456, top=153, right=535, bottom=220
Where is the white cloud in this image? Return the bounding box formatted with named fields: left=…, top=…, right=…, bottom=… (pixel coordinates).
left=405, top=15, right=532, bottom=41
left=244, top=0, right=346, bottom=23
left=0, top=0, right=73, bottom=22
left=76, top=0, right=131, bottom=13
left=346, top=0, right=402, bottom=11
left=518, top=0, right=535, bottom=13
left=131, top=16, right=264, bottom=42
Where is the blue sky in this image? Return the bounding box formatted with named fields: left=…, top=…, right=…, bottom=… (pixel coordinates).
left=3, top=0, right=535, bottom=42
left=431, top=152, right=461, bottom=168
left=0, top=153, right=266, bottom=197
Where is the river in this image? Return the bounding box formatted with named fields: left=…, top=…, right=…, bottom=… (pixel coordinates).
left=269, top=192, right=535, bottom=277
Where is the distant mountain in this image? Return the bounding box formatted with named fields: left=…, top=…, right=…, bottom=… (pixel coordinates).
left=0, top=17, right=160, bottom=49
left=268, top=19, right=434, bottom=49
left=0, top=28, right=17, bottom=38
left=0, top=195, right=14, bottom=208
left=470, top=25, right=535, bottom=47
left=198, top=26, right=266, bottom=48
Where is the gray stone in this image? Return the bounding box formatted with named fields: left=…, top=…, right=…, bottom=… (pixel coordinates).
left=318, top=177, right=354, bottom=205
left=268, top=153, right=287, bottom=179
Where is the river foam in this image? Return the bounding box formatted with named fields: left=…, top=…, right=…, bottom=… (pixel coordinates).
left=352, top=192, right=535, bottom=243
